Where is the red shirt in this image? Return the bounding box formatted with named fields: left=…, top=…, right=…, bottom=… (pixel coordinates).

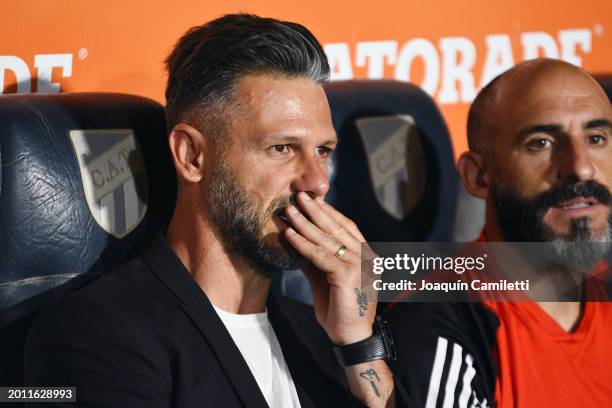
left=484, top=299, right=611, bottom=407
left=477, top=232, right=612, bottom=407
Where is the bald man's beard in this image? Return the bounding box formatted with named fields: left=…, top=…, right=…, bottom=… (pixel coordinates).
left=492, top=180, right=612, bottom=271
left=203, top=160, right=301, bottom=276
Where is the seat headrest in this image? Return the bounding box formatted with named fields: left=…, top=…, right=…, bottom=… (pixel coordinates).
left=324, top=80, right=458, bottom=242
left=0, top=93, right=176, bottom=311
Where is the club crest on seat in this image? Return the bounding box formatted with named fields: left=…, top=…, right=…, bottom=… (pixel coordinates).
left=69, top=129, right=148, bottom=238
left=356, top=115, right=427, bottom=220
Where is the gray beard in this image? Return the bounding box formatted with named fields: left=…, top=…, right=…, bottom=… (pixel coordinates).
left=545, top=217, right=612, bottom=272
left=492, top=181, right=612, bottom=272
left=203, top=160, right=301, bottom=276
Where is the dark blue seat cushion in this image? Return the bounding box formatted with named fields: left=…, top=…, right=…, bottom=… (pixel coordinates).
left=0, top=93, right=175, bottom=385
left=324, top=80, right=457, bottom=242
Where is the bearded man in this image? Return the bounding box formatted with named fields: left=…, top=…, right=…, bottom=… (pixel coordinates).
left=386, top=58, right=612, bottom=407
left=24, top=14, right=403, bottom=408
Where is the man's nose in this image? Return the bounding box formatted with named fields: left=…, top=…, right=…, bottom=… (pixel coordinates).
left=292, top=155, right=330, bottom=198
left=557, top=138, right=596, bottom=182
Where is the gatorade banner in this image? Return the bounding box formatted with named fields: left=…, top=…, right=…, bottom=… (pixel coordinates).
left=3, top=0, right=611, bottom=156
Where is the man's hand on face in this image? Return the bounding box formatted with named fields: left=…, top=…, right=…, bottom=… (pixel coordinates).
left=282, top=191, right=376, bottom=345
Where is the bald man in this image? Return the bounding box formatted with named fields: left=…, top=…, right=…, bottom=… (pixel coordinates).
left=385, top=59, right=612, bottom=407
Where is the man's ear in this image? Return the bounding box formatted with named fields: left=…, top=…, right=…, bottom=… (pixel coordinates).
left=457, top=151, right=491, bottom=200
left=168, top=124, right=207, bottom=183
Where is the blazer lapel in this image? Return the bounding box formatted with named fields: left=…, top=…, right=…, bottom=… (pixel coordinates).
left=180, top=303, right=269, bottom=408
left=144, top=233, right=269, bottom=408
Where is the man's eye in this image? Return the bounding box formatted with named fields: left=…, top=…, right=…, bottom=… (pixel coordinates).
left=272, top=145, right=290, bottom=154
left=526, top=138, right=552, bottom=150
left=587, top=134, right=607, bottom=145
left=316, top=146, right=333, bottom=157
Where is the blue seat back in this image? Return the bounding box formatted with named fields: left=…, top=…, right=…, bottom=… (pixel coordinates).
left=0, top=93, right=175, bottom=384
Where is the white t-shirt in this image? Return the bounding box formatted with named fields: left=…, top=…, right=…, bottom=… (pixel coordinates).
left=213, top=305, right=302, bottom=408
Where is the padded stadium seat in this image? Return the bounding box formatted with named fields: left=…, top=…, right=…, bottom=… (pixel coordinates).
left=595, top=74, right=612, bottom=102
left=274, top=80, right=460, bottom=302
left=324, top=80, right=457, bottom=241
left=0, top=93, right=176, bottom=386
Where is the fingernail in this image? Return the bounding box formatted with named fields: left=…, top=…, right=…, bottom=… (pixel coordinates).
left=286, top=227, right=296, bottom=234
left=301, top=192, right=312, bottom=201
left=288, top=206, right=299, bottom=214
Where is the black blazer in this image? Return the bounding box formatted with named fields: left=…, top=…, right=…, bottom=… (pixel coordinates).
left=24, top=233, right=365, bottom=408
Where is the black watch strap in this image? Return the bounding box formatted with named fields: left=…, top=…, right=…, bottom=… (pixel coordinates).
left=332, top=316, right=396, bottom=367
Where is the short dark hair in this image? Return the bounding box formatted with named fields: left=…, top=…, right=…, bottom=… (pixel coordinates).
left=164, top=14, right=330, bottom=138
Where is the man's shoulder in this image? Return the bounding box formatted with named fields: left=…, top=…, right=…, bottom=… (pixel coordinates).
left=30, top=255, right=179, bottom=342
left=23, top=256, right=183, bottom=399
left=383, top=301, right=500, bottom=381
left=384, top=302, right=500, bottom=405
left=79, top=256, right=174, bottom=309
left=384, top=301, right=499, bottom=344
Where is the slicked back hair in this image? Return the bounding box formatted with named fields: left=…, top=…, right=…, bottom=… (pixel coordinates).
left=164, top=14, right=330, bottom=141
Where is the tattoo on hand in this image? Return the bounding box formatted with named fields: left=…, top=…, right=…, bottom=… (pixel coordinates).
left=355, top=288, right=368, bottom=316
left=359, top=368, right=381, bottom=397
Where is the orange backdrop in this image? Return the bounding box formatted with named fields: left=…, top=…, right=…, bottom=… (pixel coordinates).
left=3, top=0, right=612, bottom=158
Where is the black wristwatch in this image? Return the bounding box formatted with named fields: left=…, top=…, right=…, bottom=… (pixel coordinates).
left=332, top=316, right=397, bottom=367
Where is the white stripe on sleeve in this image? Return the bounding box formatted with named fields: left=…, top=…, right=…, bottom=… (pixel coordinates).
left=425, top=337, right=449, bottom=408
left=442, top=342, right=464, bottom=408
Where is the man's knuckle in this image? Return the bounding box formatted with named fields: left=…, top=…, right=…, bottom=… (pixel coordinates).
left=314, top=246, right=328, bottom=259
left=336, top=225, right=347, bottom=236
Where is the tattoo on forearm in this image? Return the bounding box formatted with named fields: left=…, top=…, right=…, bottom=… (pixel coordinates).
left=359, top=368, right=381, bottom=397
left=355, top=288, right=368, bottom=316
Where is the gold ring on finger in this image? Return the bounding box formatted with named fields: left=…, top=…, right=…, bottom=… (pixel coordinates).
left=334, top=244, right=347, bottom=259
